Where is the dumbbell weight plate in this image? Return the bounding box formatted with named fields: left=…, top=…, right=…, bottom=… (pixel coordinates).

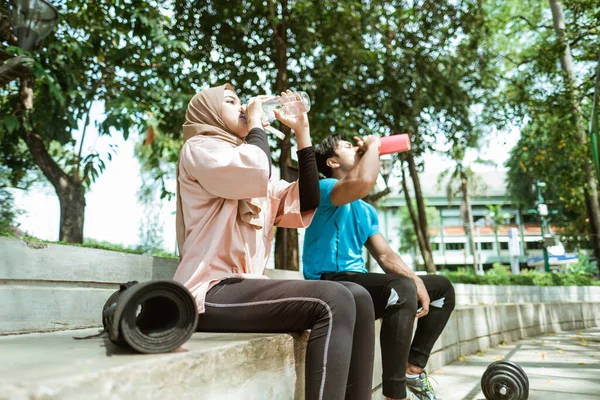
left=481, top=361, right=529, bottom=400
left=492, top=361, right=529, bottom=396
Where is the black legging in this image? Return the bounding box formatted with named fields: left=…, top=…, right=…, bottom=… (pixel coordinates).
left=197, top=278, right=376, bottom=400
left=321, top=272, right=456, bottom=399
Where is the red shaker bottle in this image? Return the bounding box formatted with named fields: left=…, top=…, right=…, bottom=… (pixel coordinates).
left=379, top=134, right=411, bottom=155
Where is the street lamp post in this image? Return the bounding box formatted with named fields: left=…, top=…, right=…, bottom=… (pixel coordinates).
left=589, top=52, right=600, bottom=180
left=8, top=0, right=58, bottom=51
left=536, top=180, right=551, bottom=273
left=380, top=155, right=394, bottom=247
left=380, top=156, right=393, bottom=186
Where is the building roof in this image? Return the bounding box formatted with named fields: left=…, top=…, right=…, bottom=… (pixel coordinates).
left=432, top=224, right=551, bottom=238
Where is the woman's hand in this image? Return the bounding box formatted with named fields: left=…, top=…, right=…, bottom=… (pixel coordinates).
left=273, top=90, right=310, bottom=136
left=243, top=95, right=274, bottom=131
left=273, top=90, right=311, bottom=149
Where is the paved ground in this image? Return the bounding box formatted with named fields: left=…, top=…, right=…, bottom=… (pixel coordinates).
left=430, top=327, right=600, bottom=400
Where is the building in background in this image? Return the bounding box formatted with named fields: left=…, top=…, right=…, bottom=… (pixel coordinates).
left=373, top=170, right=579, bottom=272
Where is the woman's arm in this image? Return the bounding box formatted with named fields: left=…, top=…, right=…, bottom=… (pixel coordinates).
left=297, top=146, right=319, bottom=211
left=181, top=138, right=269, bottom=200
left=245, top=127, right=272, bottom=177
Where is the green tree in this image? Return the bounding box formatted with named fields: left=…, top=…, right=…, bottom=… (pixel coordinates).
left=548, top=0, right=600, bottom=267
left=153, top=0, right=378, bottom=269
left=0, top=185, right=20, bottom=234
left=309, top=0, right=492, bottom=273
left=487, top=0, right=600, bottom=272
left=439, top=144, right=489, bottom=272
left=0, top=0, right=189, bottom=243
left=397, top=202, right=439, bottom=271
left=485, top=204, right=512, bottom=256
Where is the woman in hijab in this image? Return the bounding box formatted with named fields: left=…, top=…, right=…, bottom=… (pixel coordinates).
left=174, top=84, right=375, bottom=400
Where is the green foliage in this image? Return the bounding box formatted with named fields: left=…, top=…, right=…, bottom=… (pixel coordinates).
left=496, top=0, right=600, bottom=247
left=310, top=0, right=491, bottom=154
left=0, top=167, right=24, bottom=234
left=135, top=186, right=171, bottom=256
left=566, top=253, right=597, bottom=276
left=139, top=0, right=494, bottom=197
left=396, top=203, right=439, bottom=254
left=0, top=187, right=20, bottom=235
left=0, top=0, right=190, bottom=190
left=530, top=272, right=562, bottom=286
left=441, top=267, right=483, bottom=284
left=484, top=263, right=512, bottom=285
left=0, top=233, right=176, bottom=259
left=442, top=263, right=598, bottom=286
left=508, top=270, right=536, bottom=286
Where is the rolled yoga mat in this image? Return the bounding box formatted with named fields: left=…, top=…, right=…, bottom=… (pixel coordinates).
left=102, top=280, right=198, bottom=354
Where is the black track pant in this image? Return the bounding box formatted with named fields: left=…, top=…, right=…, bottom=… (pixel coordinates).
left=321, top=272, right=456, bottom=399
left=198, top=278, right=376, bottom=400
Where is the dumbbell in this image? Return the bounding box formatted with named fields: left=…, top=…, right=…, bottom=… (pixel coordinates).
left=481, top=360, right=529, bottom=400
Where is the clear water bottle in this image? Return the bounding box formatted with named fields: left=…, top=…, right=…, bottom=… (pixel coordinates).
left=262, top=91, right=311, bottom=123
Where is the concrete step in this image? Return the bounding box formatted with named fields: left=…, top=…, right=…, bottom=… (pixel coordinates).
left=3, top=236, right=600, bottom=335
left=3, top=302, right=600, bottom=400
left=0, top=329, right=309, bottom=400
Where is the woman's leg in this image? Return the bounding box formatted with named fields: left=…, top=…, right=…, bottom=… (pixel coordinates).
left=198, top=278, right=367, bottom=400
left=335, top=281, right=376, bottom=400
left=322, top=272, right=418, bottom=399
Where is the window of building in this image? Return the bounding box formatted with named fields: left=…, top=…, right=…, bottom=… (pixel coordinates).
left=499, top=242, right=509, bottom=250
left=480, top=242, right=493, bottom=250
left=431, top=242, right=440, bottom=251
left=445, top=242, right=465, bottom=251
left=526, top=241, right=543, bottom=250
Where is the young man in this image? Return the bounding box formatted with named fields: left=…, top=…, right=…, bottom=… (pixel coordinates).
left=303, top=133, right=456, bottom=400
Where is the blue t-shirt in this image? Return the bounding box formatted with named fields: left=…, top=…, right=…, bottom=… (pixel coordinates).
left=303, top=178, right=380, bottom=280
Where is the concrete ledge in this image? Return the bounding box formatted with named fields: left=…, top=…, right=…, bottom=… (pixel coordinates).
left=3, top=236, right=600, bottom=333
left=2, top=302, right=599, bottom=400
left=0, top=237, right=298, bottom=334
left=425, top=301, right=600, bottom=373
left=452, top=283, right=600, bottom=304
left=0, top=330, right=307, bottom=400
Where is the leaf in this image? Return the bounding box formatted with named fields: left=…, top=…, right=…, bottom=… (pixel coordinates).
left=3, top=116, right=20, bottom=134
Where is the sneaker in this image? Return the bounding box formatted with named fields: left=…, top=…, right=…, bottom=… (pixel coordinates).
left=405, top=391, right=420, bottom=400
left=406, top=371, right=441, bottom=400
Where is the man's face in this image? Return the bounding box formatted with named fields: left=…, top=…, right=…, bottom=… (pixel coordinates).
left=221, top=89, right=248, bottom=138
left=329, top=139, right=360, bottom=172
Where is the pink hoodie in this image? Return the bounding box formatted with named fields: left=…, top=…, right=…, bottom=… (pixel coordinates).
left=174, top=134, right=314, bottom=313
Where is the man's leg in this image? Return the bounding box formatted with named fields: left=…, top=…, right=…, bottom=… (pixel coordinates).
left=198, top=278, right=375, bottom=400
left=403, top=275, right=456, bottom=400
left=407, top=275, right=456, bottom=370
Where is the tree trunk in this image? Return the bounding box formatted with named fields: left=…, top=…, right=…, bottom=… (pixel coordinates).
left=494, top=230, right=500, bottom=256
left=461, top=177, right=479, bottom=271
left=270, top=0, right=299, bottom=270
left=549, top=0, right=600, bottom=272
left=406, top=154, right=436, bottom=272
left=400, top=162, right=432, bottom=272
left=18, top=77, right=86, bottom=243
